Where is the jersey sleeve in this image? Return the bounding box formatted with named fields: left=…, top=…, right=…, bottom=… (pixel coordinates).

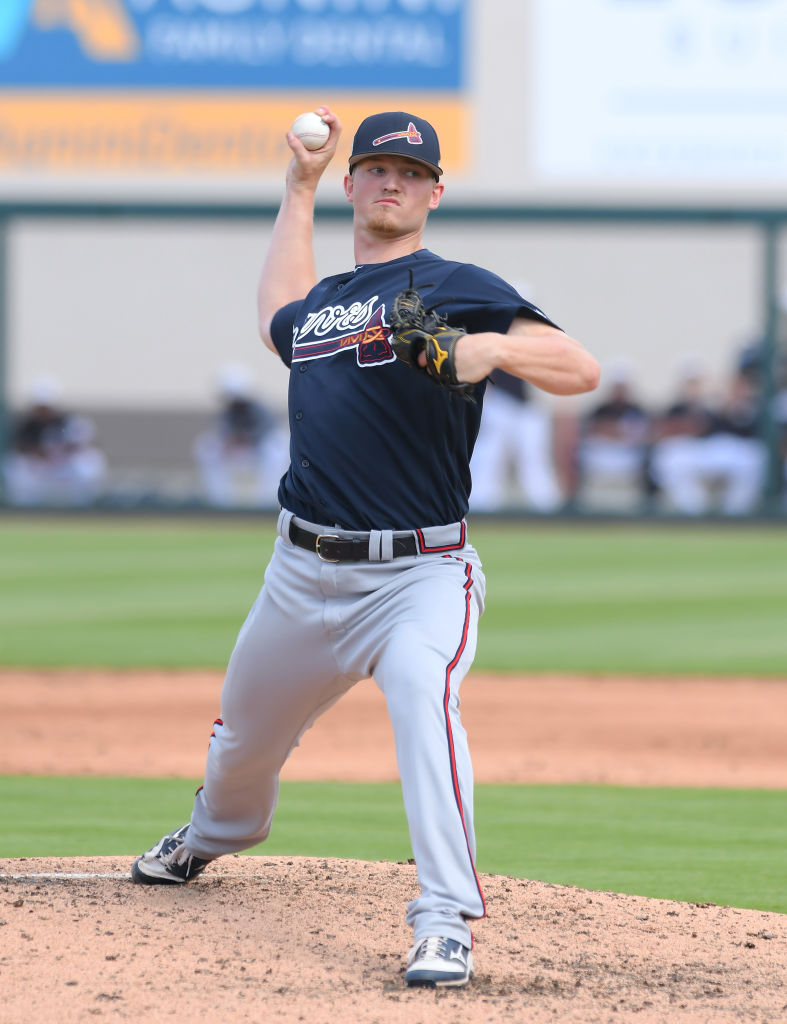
left=269, top=300, right=302, bottom=367
left=438, top=264, right=561, bottom=335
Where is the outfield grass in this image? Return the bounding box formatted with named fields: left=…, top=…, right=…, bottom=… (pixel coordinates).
left=1, top=776, right=784, bottom=914
left=2, top=515, right=787, bottom=674
left=476, top=521, right=787, bottom=675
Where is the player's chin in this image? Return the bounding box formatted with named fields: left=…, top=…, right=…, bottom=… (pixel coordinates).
left=366, top=210, right=402, bottom=236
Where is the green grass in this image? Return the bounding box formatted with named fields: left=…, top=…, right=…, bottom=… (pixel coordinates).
left=1, top=777, right=784, bottom=914
left=474, top=521, right=787, bottom=674
left=0, top=517, right=268, bottom=668
left=2, top=515, right=787, bottom=674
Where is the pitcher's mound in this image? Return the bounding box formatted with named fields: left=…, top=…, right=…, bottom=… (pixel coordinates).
left=1, top=855, right=785, bottom=1023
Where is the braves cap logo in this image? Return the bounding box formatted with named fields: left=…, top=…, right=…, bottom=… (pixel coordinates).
left=373, top=123, right=423, bottom=147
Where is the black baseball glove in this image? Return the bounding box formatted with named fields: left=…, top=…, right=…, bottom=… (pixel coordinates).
left=388, top=274, right=476, bottom=401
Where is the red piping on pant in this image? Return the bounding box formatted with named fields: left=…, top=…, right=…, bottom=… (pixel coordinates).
left=441, top=556, right=486, bottom=920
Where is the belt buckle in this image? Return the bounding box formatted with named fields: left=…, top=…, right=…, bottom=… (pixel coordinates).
left=315, top=534, right=341, bottom=562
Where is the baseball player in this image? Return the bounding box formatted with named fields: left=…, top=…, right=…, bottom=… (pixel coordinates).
left=131, top=107, right=600, bottom=988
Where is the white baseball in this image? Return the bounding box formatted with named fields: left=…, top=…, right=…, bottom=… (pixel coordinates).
left=291, top=111, right=330, bottom=151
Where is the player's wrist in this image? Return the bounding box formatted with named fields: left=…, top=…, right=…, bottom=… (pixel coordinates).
left=285, top=172, right=322, bottom=196
left=453, top=332, right=498, bottom=384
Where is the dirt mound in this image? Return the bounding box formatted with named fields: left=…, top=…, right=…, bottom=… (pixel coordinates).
left=1, top=855, right=785, bottom=1024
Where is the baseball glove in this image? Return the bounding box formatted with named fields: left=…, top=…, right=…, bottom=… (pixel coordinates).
left=388, top=274, right=476, bottom=400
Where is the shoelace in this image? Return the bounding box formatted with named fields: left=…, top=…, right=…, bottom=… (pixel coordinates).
left=160, top=836, right=190, bottom=867
left=412, top=936, right=453, bottom=963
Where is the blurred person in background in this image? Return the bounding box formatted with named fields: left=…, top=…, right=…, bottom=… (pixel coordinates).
left=650, top=358, right=766, bottom=516
left=774, top=350, right=787, bottom=509
left=469, top=369, right=563, bottom=513
left=573, top=360, right=651, bottom=508
left=699, top=367, right=767, bottom=515
left=2, top=375, right=106, bottom=506
left=737, top=301, right=787, bottom=510
left=649, top=357, right=716, bottom=514
left=193, top=362, right=289, bottom=508
left=469, top=280, right=563, bottom=513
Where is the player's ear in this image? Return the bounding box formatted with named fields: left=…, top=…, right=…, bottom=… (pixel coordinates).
left=428, top=181, right=444, bottom=211
left=343, top=172, right=354, bottom=203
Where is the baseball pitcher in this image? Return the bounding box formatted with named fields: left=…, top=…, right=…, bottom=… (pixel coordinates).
left=131, top=107, right=600, bottom=989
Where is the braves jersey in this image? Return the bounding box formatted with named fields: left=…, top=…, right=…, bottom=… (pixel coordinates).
left=270, top=248, right=558, bottom=531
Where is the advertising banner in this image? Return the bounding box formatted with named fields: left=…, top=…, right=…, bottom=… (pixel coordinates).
left=0, top=0, right=468, bottom=178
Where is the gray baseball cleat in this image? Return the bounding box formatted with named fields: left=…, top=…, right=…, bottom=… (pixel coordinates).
left=404, top=936, right=475, bottom=988
left=131, top=824, right=212, bottom=885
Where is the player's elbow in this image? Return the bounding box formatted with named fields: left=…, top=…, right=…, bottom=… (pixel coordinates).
left=257, top=313, right=277, bottom=355
left=561, top=339, right=601, bottom=395
left=576, top=352, right=602, bottom=394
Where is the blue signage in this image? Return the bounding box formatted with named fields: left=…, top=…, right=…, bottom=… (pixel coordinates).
left=0, top=0, right=465, bottom=90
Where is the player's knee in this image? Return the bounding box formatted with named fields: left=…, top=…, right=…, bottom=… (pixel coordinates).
left=380, top=663, right=456, bottom=725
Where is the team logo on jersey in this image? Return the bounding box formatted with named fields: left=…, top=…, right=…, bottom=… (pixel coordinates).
left=292, top=296, right=395, bottom=367
left=373, top=123, right=423, bottom=147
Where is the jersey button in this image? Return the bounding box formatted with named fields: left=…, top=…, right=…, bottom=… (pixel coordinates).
left=299, top=364, right=308, bottom=373
left=300, top=458, right=310, bottom=468
left=295, top=410, right=303, bottom=420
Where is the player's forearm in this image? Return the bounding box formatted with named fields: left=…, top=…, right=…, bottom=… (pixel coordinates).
left=258, top=107, right=342, bottom=352
left=257, top=184, right=320, bottom=351
left=456, top=325, right=601, bottom=396
left=501, top=330, right=601, bottom=395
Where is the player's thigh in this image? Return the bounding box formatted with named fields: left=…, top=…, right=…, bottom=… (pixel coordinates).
left=219, top=546, right=340, bottom=730
left=373, top=553, right=485, bottom=705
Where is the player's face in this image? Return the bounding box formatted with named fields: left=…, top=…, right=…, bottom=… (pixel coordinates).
left=344, top=156, right=444, bottom=237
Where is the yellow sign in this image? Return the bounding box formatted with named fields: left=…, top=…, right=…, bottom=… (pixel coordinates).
left=0, top=94, right=468, bottom=175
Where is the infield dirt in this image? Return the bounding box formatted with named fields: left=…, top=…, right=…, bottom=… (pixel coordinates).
left=2, top=670, right=786, bottom=1023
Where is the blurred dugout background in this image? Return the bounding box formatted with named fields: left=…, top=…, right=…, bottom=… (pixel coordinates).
left=0, top=0, right=785, bottom=516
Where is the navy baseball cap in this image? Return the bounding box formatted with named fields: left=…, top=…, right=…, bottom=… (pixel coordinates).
left=349, top=112, right=443, bottom=177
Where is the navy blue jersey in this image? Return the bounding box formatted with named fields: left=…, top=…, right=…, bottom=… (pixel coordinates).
left=270, top=248, right=558, bottom=530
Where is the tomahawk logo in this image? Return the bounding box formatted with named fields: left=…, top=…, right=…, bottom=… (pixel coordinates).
left=292, top=297, right=395, bottom=367
left=373, top=122, right=423, bottom=147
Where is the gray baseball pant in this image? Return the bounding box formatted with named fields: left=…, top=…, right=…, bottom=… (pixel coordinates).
left=187, top=510, right=487, bottom=947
